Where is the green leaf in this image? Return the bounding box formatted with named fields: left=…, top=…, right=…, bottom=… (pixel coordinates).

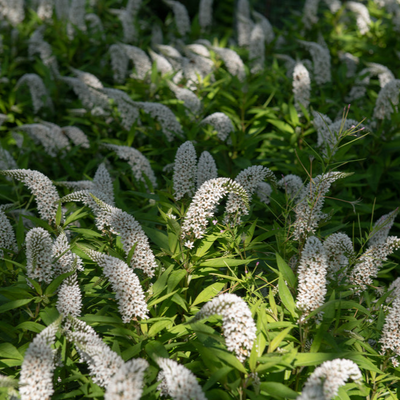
left=0, top=298, right=33, bottom=314
left=267, top=119, right=294, bottom=134
left=167, top=270, right=186, bottom=293
left=27, top=278, right=42, bottom=296
left=191, top=282, right=225, bottom=307
left=147, top=319, right=173, bottom=337
left=144, top=340, right=169, bottom=362
left=278, top=276, right=297, bottom=318
left=309, top=324, right=325, bottom=353
left=205, top=389, right=232, bottom=400
left=307, top=300, right=370, bottom=320
left=69, top=227, right=103, bottom=238
left=63, top=207, right=89, bottom=227
left=152, top=265, right=173, bottom=295
left=22, top=215, right=54, bottom=232
left=256, top=356, right=284, bottom=373
left=347, top=354, right=381, bottom=373
left=142, top=226, right=169, bottom=249
left=16, top=215, right=24, bottom=248
left=260, top=382, right=298, bottom=399
left=337, top=386, right=351, bottom=400
left=0, top=343, right=23, bottom=360
left=45, top=270, right=75, bottom=296
left=293, top=352, right=381, bottom=372
left=289, top=104, right=299, bottom=126
left=122, top=342, right=141, bottom=361
left=276, top=253, right=296, bottom=287
left=171, top=293, right=188, bottom=311
left=15, top=321, right=45, bottom=333
left=148, top=289, right=179, bottom=307
left=294, top=352, right=339, bottom=367
left=196, top=235, right=218, bottom=257
left=268, top=327, right=292, bottom=353
left=39, top=306, right=60, bottom=325
left=203, top=366, right=232, bottom=391
left=200, top=258, right=255, bottom=267
left=167, top=230, right=178, bottom=254
left=81, top=315, right=122, bottom=324
left=211, top=348, right=247, bottom=373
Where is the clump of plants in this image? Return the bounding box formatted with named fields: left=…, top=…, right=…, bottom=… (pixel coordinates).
left=1, top=0, right=400, bottom=399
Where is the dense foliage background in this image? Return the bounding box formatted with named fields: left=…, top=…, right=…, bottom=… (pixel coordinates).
left=1, top=0, right=400, bottom=399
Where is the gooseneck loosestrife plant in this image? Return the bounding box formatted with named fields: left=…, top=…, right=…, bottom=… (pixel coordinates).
left=2, top=0, right=400, bottom=399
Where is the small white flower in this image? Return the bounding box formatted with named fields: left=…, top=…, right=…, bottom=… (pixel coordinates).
left=369, top=210, right=398, bottom=247
left=184, top=240, right=194, bottom=249
left=168, top=81, right=202, bottom=116
left=252, top=11, right=274, bottom=43
left=121, top=44, right=152, bottom=80
left=323, top=232, right=354, bottom=281
left=339, top=52, right=359, bottom=78
left=256, top=181, right=272, bottom=204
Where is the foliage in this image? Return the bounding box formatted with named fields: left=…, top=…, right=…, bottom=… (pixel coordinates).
left=0, top=0, right=400, bottom=399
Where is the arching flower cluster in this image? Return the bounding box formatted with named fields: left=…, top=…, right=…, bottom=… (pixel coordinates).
left=225, top=165, right=276, bottom=224
left=296, top=236, right=328, bottom=320
left=157, top=358, right=206, bottom=400
left=181, top=178, right=248, bottom=247
left=26, top=228, right=83, bottom=284
left=19, top=321, right=60, bottom=400
left=194, top=293, right=257, bottom=362
left=297, top=358, right=362, bottom=400
left=86, top=250, right=149, bottom=322
left=293, top=172, right=348, bottom=241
